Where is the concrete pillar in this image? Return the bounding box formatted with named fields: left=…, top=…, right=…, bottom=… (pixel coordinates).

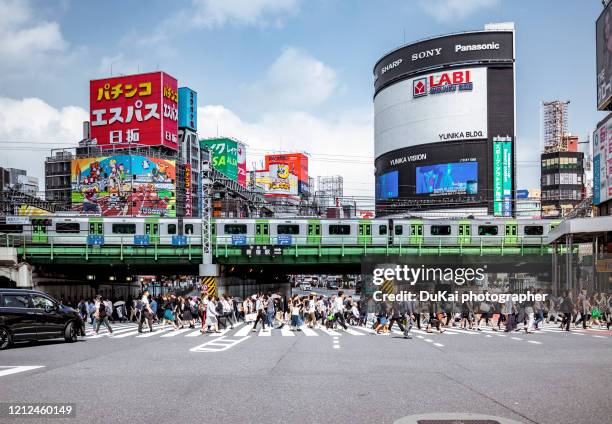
left=552, top=242, right=558, bottom=297
left=565, top=235, right=573, bottom=293
left=16, top=263, right=33, bottom=288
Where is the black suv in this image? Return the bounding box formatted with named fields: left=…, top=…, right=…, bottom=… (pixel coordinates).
left=0, top=289, right=85, bottom=350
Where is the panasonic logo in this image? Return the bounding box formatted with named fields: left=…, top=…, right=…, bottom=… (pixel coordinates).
left=411, top=48, right=442, bottom=61
left=455, top=42, right=500, bottom=52
left=381, top=59, right=402, bottom=74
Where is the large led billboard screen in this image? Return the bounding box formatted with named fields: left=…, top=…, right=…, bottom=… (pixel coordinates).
left=71, top=155, right=176, bottom=217
left=596, top=2, right=612, bottom=110
left=415, top=162, right=478, bottom=195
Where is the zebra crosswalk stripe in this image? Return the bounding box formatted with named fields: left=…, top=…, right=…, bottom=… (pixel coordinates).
left=160, top=328, right=193, bottom=337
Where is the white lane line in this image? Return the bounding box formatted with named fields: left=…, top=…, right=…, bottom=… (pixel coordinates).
left=0, top=366, right=45, bottom=378
left=416, top=335, right=424, bottom=339
left=592, top=335, right=607, bottom=339
left=281, top=326, right=295, bottom=337
left=299, top=326, right=319, bottom=336
left=527, top=340, right=542, bottom=345
left=185, top=330, right=204, bottom=337
left=190, top=336, right=249, bottom=353
left=424, top=338, right=434, bottom=343
left=333, top=336, right=340, bottom=349
left=258, top=329, right=271, bottom=337
left=160, top=328, right=192, bottom=338
left=485, top=335, right=492, bottom=338
left=344, top=328, right=365, bottom=336
left=136, top=328, right=171, bottom=337
left=433, top=342, right=444, bottom=347
left=511, top=337, right=523, bottom=341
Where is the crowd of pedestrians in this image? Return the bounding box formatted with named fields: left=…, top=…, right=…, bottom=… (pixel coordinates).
left=64, top=287, right=612, bottom=338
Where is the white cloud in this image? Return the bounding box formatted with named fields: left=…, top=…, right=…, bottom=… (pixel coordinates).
left=0, top=97, right=87, bottom=185
left=198, top=105, right=374, bottom=199
left=135, top=0, right=300, bottom=45
left=190, top=0, right=300, bottom=28
left=0, top=0, right=68, bottom=72
left=418, top=0, right=499, bottom=23
left=248, top=47, right=338, bottom=110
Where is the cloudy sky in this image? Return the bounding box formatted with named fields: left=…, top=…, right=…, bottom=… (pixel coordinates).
left=0, top=0, right=604, bottom=201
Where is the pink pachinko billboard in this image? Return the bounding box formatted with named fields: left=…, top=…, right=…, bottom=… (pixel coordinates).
left=89, top=71, right=178, bottom=150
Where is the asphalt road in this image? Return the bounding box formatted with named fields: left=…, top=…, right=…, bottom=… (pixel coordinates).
left=1, top=321, right=610, bottom=424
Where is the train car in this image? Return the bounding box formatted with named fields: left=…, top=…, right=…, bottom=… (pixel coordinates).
left=214, top=219, right=256, bottom=246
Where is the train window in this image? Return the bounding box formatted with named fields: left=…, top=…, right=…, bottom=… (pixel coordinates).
left=167, top=224, right=177, bottom=235
left=394, top=225, right=403, bottom=235
left=112, top=224, right=136, bottom=234
left=185, top=224, right=194, bottom=234
left=524, top=225, right=544, bottom=236
left=329, top=225, right=351, bottom=235
left=430, top=225, right=451, bottom=236
left=55, top=223, right=81, bottom=233
left=379, top=225, right=387, bottom=235
left=0, top=224, right=23, bottom=233
left=224, top=224, right=247, bottom=234
left=278, top=225, right=300, bottom=235
left=478, top=225, right=498, bottom=236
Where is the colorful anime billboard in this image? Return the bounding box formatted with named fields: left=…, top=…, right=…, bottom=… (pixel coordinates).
left=71, top=155, right=176, bottom=217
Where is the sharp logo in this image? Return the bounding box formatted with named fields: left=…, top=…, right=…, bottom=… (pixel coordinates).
left=411, top=47, right=442, bottom=61
left=381, top=58, right=402, bottom=74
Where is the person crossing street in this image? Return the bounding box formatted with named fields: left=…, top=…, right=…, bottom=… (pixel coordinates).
left=138, top=290, right=154, bottom=333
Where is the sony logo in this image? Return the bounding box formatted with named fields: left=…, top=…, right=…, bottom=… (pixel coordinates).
left=411, top=47, right=442, bottom=61
left=381, top=58, right=402, bottom=74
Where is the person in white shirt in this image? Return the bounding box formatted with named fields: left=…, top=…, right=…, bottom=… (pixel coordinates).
left=138, top=290, right=154, bottom=333
left=332, top=292, right=348, bottom=330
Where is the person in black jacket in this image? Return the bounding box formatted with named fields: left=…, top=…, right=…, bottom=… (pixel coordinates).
left=559, top=290, right=574, bottom=332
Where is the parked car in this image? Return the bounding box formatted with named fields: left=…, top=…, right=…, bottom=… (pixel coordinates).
left=0, top=289, right=85, bottom=350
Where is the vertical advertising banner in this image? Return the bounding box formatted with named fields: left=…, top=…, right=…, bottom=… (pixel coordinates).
left=200, top=138, right=239, bottom=182
left=502, top=141, right=513, bottom=217
left=184, top=164, right=192, bottom=217
left=178, top=87, right=197, bottom=131
left=593, top=116, right=611, bottom=205
left=493, top=141, right=503, bottom=216
left=90, top=72, right=178, bottom=150
left=237, top=142, right=247, bottom=187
